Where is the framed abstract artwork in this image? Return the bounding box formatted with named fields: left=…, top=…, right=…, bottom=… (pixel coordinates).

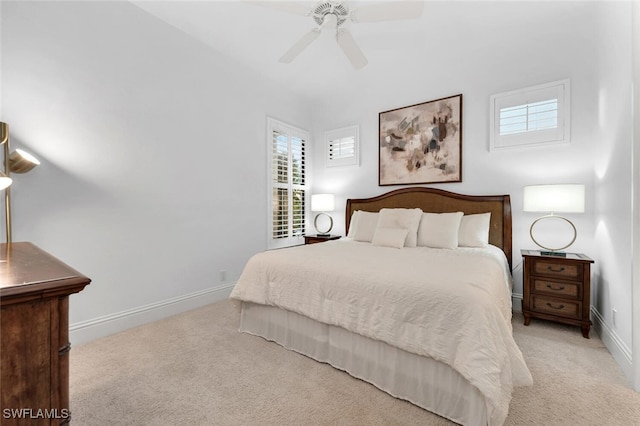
left=379, top=94, right=462, bottom=186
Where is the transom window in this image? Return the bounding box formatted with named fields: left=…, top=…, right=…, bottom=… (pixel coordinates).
left=490, top=79, right=570, bottom=150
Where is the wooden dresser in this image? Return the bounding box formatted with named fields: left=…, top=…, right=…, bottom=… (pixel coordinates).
left=1, top=242, right=91, bottom=425
left=521, top=249, right=594, bottom=338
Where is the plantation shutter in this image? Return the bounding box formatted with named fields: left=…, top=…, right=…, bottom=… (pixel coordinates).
left=329, top=136, right=355, bottom=159
left=499, top=99, right=559, bottom=136
left=268, top=118, right=308, bottom=249
left=325, top=125, right=359, bottom=167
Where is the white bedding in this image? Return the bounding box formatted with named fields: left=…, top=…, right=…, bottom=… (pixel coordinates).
left=230, top=239, right=533, bottom=425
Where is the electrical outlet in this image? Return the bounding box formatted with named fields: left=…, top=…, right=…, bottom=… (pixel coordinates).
left=220, top=270, right=227, bottom=282
left=612, top=308, right=617, bottom=327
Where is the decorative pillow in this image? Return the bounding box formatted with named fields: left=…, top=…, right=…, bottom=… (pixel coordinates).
left=376, top=208, right=423, bottom=247
left=372, top=227, right=409, bottom=249
left=417, top=212, right=464, bottom=249
left=351, top=211, right=380, bottom=242
left=458, top=213, right=491, bottom=247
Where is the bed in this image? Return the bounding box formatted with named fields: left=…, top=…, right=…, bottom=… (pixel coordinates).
left=230, top=187, right=532, bottom=426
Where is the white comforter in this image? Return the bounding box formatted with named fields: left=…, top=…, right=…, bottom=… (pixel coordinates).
left=230, top=239, right=533, bottom=425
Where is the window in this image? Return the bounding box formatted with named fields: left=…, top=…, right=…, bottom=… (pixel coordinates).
left=267, top=117, right=309, bottom=249
left=490, top=79, right=570, bottom=150
left=325, top=125, right=359, bottom=167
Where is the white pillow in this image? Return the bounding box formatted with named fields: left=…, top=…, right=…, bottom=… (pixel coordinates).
left=372, top=227, right=409, bottom=249
left=376, top=208, right=423, bottom=247
left=417, top=212, right=464, bottom=249
left=351, top=211, right=380, bottom=242
left=458, top=213, right=491, bottom=247
left=346, top=211, right=359, bottom=238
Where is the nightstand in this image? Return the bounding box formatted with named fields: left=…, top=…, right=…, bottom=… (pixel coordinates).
left=521, top=249, right=594, bottom=338
left=304, top=235, right=340, bottom=245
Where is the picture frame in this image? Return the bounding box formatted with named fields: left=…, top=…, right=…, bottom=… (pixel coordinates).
left=379, top=94, right=462, bottom=186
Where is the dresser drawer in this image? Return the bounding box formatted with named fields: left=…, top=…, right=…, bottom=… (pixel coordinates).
left=532, top=279, right=582, bottom=299
left=532, top=259, right=582, bottom=280
left=531, top=295, right=581, bottom=320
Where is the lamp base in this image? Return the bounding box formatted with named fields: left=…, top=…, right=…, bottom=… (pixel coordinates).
left=316, top=233, right=331, bottom=237
left=540, top=250, right=567, bottom=257
left=313, top=213, right=334, bottom=236
left=529, top=214, right=577, bottom=254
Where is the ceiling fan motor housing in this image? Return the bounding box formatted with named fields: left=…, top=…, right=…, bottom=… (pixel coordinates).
left=313, top=2, right=349, bottom=27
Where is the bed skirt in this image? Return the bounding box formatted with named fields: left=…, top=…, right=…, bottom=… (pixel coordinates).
left=238, top=302, right=488, bottom=426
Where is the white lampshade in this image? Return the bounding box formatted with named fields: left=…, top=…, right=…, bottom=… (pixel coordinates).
left=523, top=184, right=585, bottom=213
left=311, top=193, right=335, bottom=212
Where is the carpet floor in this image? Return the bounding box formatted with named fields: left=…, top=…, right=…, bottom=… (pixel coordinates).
left=70, top=300, right=640, bottom=425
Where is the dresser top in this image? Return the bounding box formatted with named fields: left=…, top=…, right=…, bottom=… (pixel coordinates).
left=521, top=249, right=594, bottom=262
left=0, top=242, right=91, bottom=300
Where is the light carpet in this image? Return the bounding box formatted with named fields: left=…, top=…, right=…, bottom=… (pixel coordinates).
left=70, top=300, right=640, bottom=425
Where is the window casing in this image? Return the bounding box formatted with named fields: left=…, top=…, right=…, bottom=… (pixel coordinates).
left=267, top=118, right=309, bottom=249
left=325, top=125, right=359, bottom=167
left=490, top=79, right=570, bottom=150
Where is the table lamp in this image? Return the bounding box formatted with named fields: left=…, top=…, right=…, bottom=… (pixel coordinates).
left=523, top=184, right=585, bottom=256
left=311, top=193, right=335, bottom=236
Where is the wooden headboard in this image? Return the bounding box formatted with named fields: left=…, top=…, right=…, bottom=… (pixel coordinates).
left=345, top=187, right=512, bottom=269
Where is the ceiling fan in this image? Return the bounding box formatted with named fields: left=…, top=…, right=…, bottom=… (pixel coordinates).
left=253, top=1, right=424, bottom=70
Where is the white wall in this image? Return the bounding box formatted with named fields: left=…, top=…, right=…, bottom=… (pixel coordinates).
left=311, top=0, right=598, bottom=300
left=591, top=1, right=635, bottom=381
left=1, top=1, right=311, bottom=340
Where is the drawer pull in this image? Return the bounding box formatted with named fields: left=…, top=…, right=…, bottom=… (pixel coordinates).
left=547, top=266, right=565, bottom=273
left=59, top=343, right=71, bottom=356
left=546, top=302, right=565, bottom=310
left=546, top=283, right=565, bottom=291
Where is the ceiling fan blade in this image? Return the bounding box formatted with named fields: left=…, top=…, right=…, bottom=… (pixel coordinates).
left=243, top=1, right=310, bottom=16
left=336, top=29, right=368, bottom=70
left=279, top=28, right=321, bottom=63
left=350, top=1, right=424, bottom=23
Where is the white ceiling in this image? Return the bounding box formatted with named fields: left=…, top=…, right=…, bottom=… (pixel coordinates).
left=130, top=0, right=586, bottom=104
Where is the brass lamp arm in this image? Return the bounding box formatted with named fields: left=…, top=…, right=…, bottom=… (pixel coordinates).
left=0, top=122, right=41, bottom=243
left=1, top=123, right=12, bottom=243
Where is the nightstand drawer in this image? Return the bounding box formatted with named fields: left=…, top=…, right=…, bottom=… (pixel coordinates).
left=531, top=295, right=581, bottom=320
left=533, top=259, right=581, bottom=280
left=532, top=279, right=582, bottom=299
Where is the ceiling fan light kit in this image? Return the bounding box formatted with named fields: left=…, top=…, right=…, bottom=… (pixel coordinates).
left=265, top=1, right=424, bottom=69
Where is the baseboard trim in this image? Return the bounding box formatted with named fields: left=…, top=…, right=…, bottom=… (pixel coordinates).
left=512, top=292, right=523, bottom=312
left=70, top=283, right=236, bottom=346
left=591, top=306, right=633, bottom=382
